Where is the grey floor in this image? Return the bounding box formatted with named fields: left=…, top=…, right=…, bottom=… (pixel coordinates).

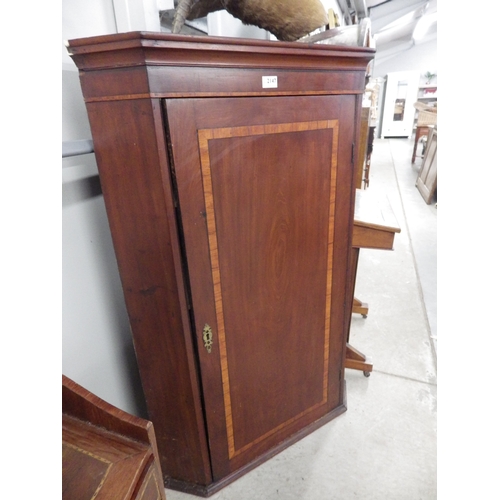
left=166, top=137, right=437, bottom=500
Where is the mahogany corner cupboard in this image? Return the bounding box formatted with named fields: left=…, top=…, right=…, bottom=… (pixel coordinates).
left=66, top=32, right=375, bottom=497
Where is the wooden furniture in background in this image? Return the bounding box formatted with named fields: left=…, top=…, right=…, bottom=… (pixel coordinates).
left=416, top=125, right=437, bottom=203
left=66, top=32, right=374, bottom=496
left=361, top=79, right=380, bottom=188
left=413, top=84, right=437, bottom=132
left=381, top=71, right=419, bottom=138
left=412, top=125, right=430, bottom=163
left=363, top=125, right=375, bottom=188
left=355, top=106, right=370, bottom=189
left=62, top=375, right=166, bottom=500
left=346, top=189, right=401, bottom=376
left=412, top=102, right=437, bottom=163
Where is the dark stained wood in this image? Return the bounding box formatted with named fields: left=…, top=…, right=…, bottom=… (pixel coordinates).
left=66, top=32, right=374, bottom=103
left=355, top=106, right=370, bottom=189
left=62, top=375, right=166, bottom=500
left=165, top=95, right=355, bottom=479
left=79, top=65, right=366, bottom=102
left=66, top=32, right=375, bottom=73
left=84, top=97, right=213, bottom=486
left=66, top=32, right=374, bottom=496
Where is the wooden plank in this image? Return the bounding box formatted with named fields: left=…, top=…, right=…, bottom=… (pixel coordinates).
left=352, top=189, right=401, bottom=249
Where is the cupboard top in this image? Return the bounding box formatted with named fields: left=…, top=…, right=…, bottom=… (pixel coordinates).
left=67, top=32, right=375, bottom=101
left=67, top=32, right=374, bottom=70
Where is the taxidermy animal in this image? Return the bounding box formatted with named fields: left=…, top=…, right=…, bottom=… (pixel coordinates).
left=172, top=0, right=328, bottom=42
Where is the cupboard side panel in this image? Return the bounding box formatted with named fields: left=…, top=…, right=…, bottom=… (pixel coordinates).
left=85, top=99, right=212, bottom=485
left=330, top=95, right=359, bottom=399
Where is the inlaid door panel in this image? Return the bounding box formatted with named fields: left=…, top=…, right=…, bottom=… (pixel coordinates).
left=164, top=95, right=356, bottom=480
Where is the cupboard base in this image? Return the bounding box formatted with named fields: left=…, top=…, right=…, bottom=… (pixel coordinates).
left=164, top=385, right=347, bottom=497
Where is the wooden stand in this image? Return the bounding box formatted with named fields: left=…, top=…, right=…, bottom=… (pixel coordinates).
left=345, top=343, right=373, bottom=376
left=346, top=189, right=401, bottom=375
left=352, top=297, right=369, bottom=317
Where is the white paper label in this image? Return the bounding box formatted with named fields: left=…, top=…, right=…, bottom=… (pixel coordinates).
left=262, top=76, right=278, bottom=88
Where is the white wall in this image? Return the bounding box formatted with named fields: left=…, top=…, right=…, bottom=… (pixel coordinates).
left=372, top=37, right=437, bottom=80
left=207, top=10, right=270, bottom=39
left=62, top=0, right=166, bottom=417
left=370, top=32, right=437, bottom=138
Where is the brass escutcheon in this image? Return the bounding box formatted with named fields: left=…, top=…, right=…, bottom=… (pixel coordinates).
left=203, top=324, right=213, bottom=353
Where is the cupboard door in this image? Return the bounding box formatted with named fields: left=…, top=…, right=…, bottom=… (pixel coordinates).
left=165, top=95, right=356, bottom=480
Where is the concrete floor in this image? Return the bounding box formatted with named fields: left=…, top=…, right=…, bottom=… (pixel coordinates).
left=165, top=137, right=437, bottom=500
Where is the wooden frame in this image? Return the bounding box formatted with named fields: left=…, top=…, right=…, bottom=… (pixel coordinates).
left=416, top=125, right=437, bottom=204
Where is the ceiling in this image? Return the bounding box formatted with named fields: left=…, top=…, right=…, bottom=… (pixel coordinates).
left=161, top=0, right=438, bottom=56
left=365, top=0, right=437, bottom=56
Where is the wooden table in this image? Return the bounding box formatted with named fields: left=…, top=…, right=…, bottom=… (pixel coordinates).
left=346, top=189, right=401, bottom=376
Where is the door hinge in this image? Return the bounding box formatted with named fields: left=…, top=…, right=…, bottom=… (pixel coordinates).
left=351, top=142, right=355, bottom=164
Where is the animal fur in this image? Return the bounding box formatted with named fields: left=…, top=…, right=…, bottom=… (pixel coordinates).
left=172, top=0, right=328, bottom=41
